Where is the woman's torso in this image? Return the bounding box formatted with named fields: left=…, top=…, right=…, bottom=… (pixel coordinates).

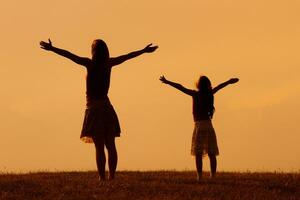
left=86, top=62, right=111, bottom=101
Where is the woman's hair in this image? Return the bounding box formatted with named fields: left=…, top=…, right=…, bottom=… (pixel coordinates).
left=196, top=76, right=215, bottom=118
left=91, top=39, right=109, bottom=63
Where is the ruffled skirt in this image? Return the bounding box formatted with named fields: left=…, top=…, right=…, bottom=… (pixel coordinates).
left=80, top=98, right=121, bottom=143
left=191, top=120, right=219, bottom=156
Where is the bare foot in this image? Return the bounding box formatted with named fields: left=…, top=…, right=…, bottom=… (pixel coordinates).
left=197, top=173, right=202, bottom=181
left=98, top=177, right=107, bottom=186
left=210, top=173, right=216, bottom=178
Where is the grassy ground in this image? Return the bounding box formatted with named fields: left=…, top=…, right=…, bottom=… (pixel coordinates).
left=0, top=171, right=299, bottom=200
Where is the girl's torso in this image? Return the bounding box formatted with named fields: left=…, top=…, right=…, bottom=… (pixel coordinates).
left=192, top=92, right=214, bottom=121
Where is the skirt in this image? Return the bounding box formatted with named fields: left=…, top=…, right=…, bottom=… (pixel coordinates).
left=80, top=98, right=121, bottom=143
left=191, top=120, right=219, bottom=156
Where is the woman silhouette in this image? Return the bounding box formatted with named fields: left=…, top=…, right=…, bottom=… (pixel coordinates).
left=40, top=39, right=158, bottom=181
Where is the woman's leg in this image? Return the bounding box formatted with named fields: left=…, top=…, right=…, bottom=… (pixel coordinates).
left=195, top=154, right=203, bottom=179
left=208, top=153, right=217, bottom=177
left=93, top=137, right=106, bottom=180
left=105, top=136, right=118, bottom=180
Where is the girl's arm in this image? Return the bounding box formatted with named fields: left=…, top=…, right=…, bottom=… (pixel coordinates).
left=212, top=78, right=239, bottom=94
left=40, top=39, right=91, bottom=67
left=109, top=43, right=158, bottom=67
left=160, top=75, right=196, bottom=96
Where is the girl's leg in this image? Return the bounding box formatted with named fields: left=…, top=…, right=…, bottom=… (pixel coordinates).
left=195, top=154, right=203, bottom=180
left=208, top=153, right=217, bottom=177
left=94, top=137, right=106, bottom=180
left=105, top=136, right=118, bottom=180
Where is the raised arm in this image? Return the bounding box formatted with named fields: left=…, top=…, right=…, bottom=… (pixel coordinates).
left=40, top=39, right=91, bottom=67
left=212, top=78, right=239, bottom=94
left=109, top=43, right=158, bottom=67
left=160, top=75, right=196, bottom=96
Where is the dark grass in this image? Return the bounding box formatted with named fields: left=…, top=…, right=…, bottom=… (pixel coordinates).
left=0, top=171, right=299, bottom=200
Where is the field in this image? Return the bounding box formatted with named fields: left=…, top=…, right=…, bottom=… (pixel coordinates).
left=0, top=171, right=299, bottom=200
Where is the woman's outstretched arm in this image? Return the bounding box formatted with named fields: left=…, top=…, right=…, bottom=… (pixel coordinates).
left=212, top=78, right=239, bottom=94
left=40, top=39, right=91, bottom=67
left=109, top=43, right=158, bottom=67
left=160, top=75, right=196, bottom=96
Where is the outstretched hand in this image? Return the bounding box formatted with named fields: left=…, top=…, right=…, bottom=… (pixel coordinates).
left=159, top=75, right=168, bottom=84
left=40, top=39, right=53, bottom=50
left=143, top=43, right=158, bottom=53
left=228, top=78, right=239, bottom=84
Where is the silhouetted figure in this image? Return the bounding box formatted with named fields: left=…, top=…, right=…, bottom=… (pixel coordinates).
left=160, top=75, right=238, bottom=179
left=40, top=39, right=158, bottom=181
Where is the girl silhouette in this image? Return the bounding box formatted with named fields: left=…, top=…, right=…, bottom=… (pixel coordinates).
left=160, top=75, right=238, bottom=179
left=40, top=39, right=158, bottom=181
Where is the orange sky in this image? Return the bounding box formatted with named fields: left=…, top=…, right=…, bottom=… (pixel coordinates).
left=1, top=0, right=300, bottom=172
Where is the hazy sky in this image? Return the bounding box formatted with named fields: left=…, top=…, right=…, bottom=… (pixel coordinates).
left=1, top=0, right=299, bottom=172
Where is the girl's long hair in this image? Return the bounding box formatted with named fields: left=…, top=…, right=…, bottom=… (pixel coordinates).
left=196, top=76, right=215, bottom=118
left=91, top=39, right=109, bottom=64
